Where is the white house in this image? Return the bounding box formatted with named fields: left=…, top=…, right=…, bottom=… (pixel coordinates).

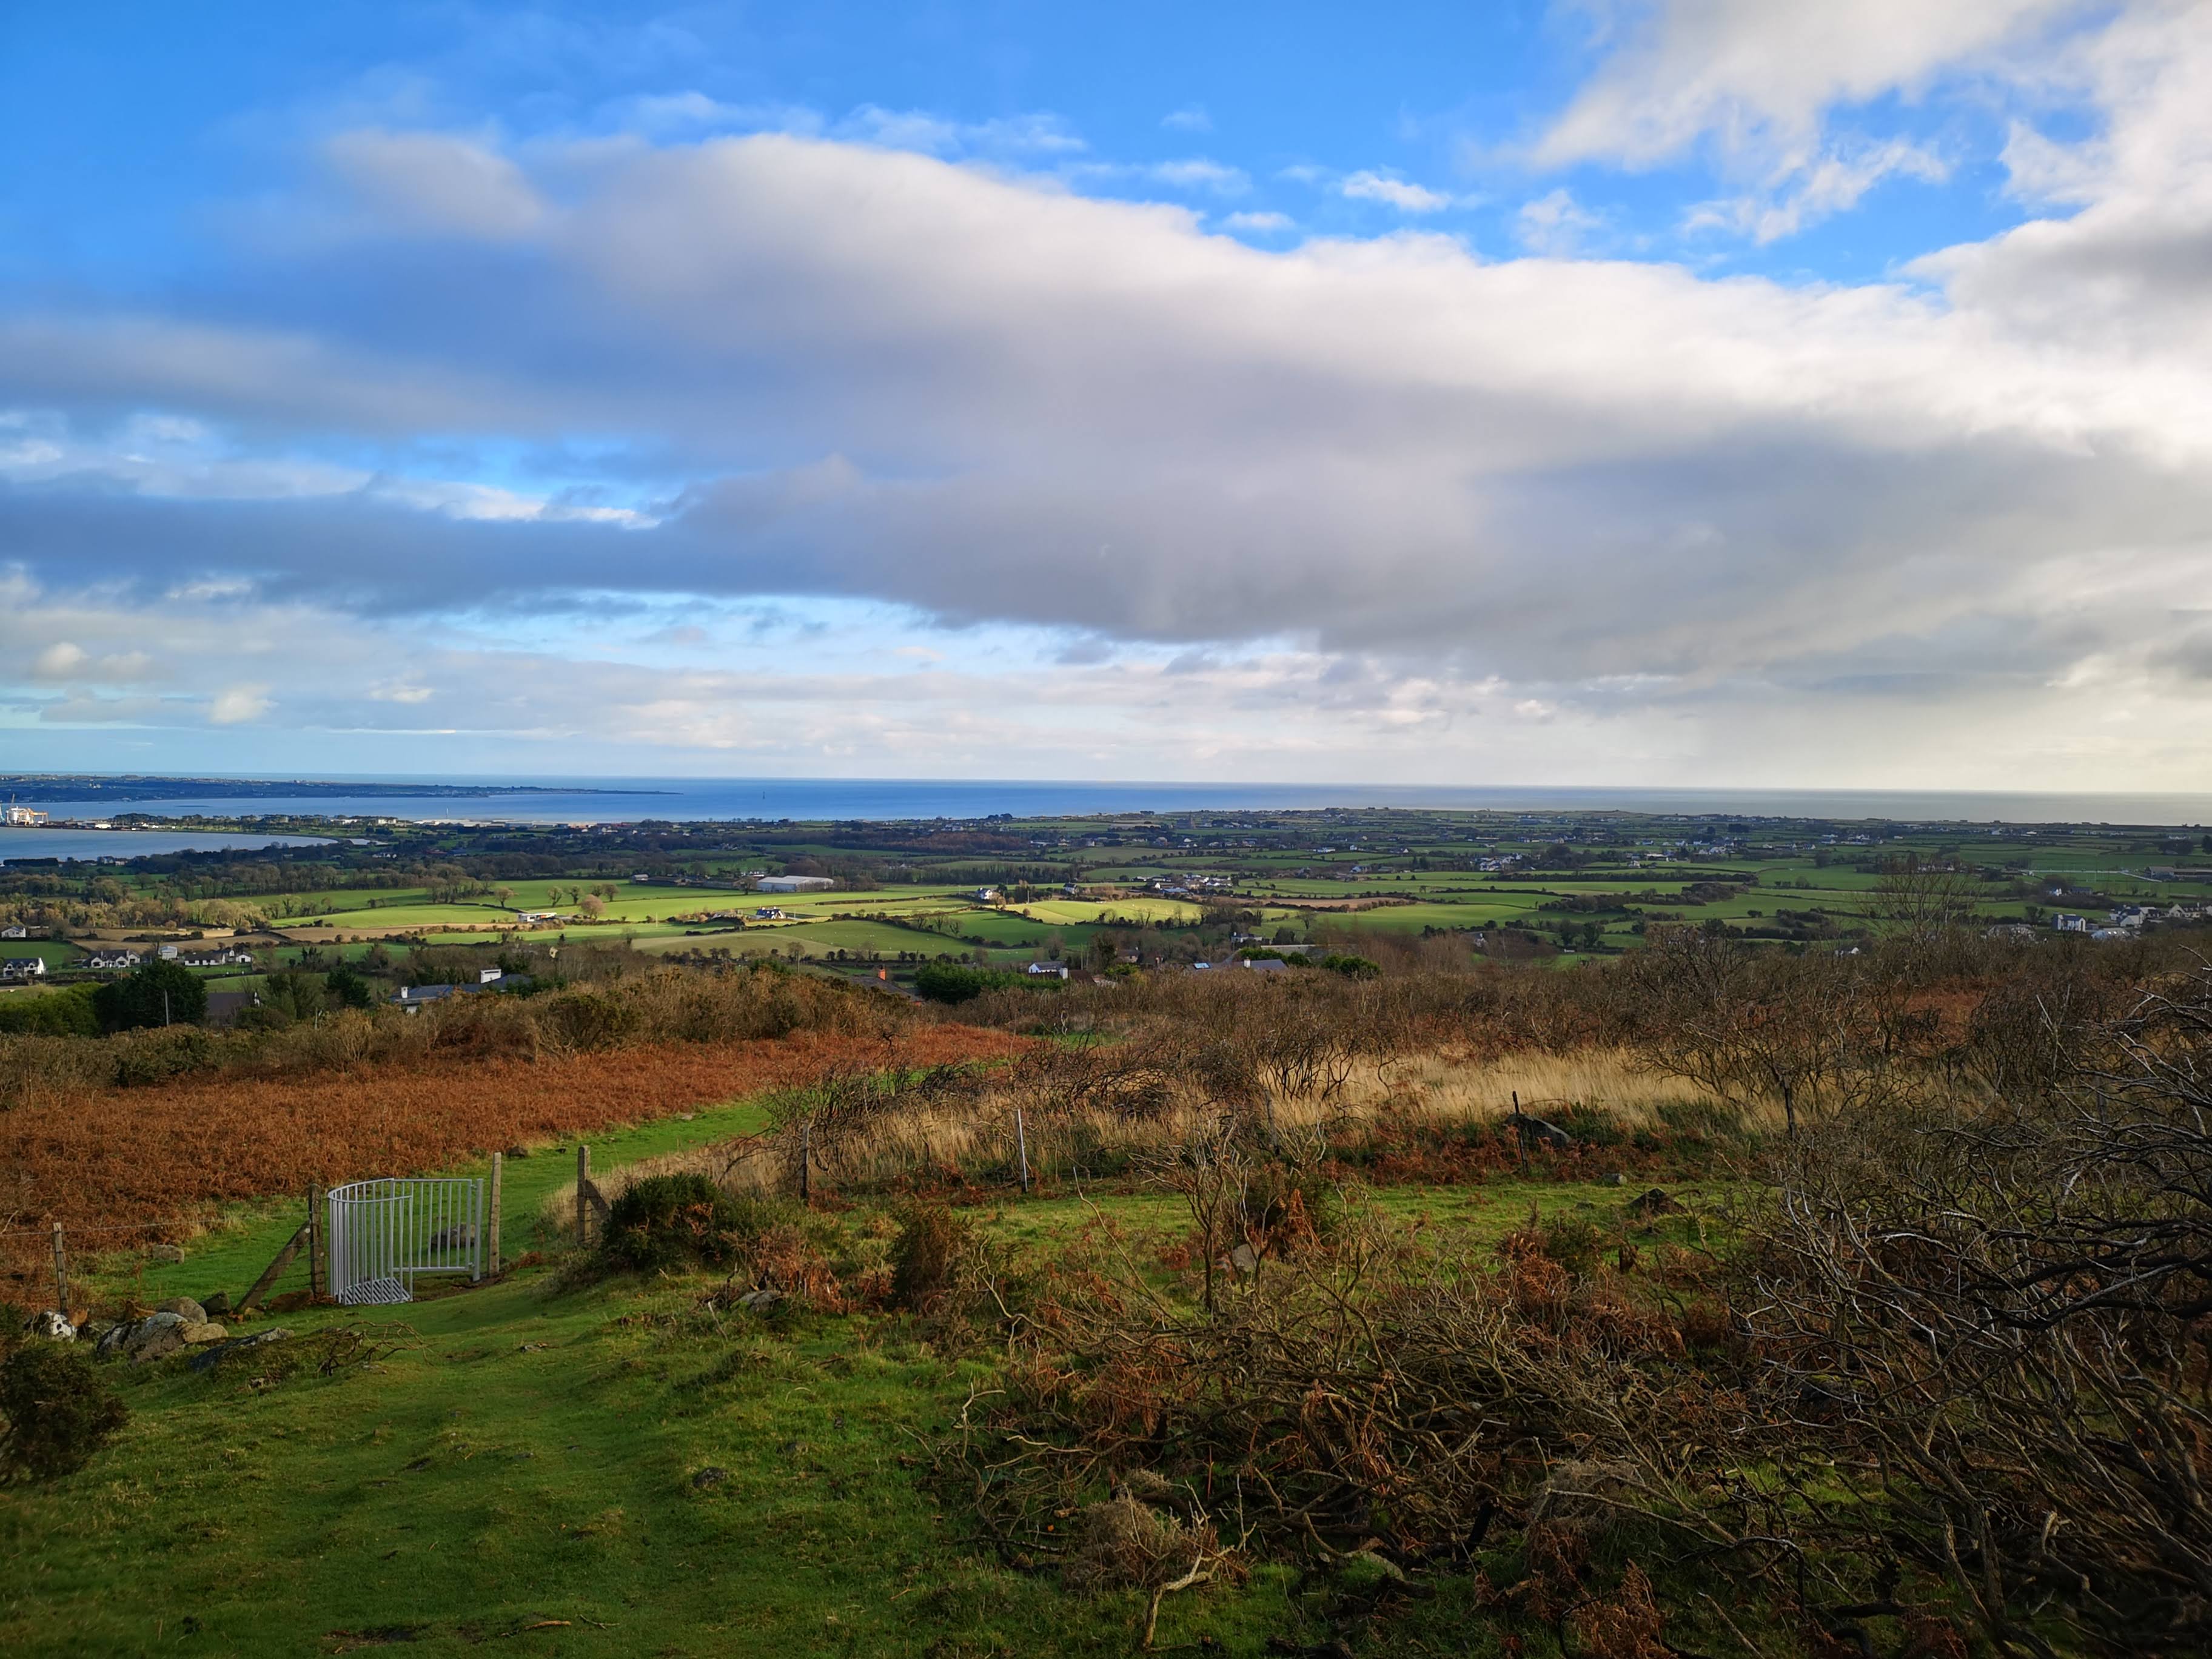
left=1, top=923, right=27, bottom=939
left=1024, top=962, right=1068, bottom=979
left=84, top=949, right=144, bottom=971
left=758, top=875, right=834, bottom=894
left=1, top=957, right=46, bottom=980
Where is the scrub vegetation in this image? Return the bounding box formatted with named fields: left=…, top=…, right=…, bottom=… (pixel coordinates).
left=3, top=807, right=2211, bottom=1655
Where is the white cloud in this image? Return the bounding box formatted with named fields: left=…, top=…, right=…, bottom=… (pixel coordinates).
left=32, top=642, right=86, bottom=680
left=209, top=684, right=274, bottom=725
left=1533, top=0, right=2085, bottom=170
left=324, top=129, right=547, bottom=239
left=1687, top=137, right=1949, bottom=243
left=837, top=106, right=1084, bottom=157
left=1162, top=105, right=1213, bottom=133
left=1221, top=210, right=1295, bottom=233
left=1340, top=170, right=1450, bottom=212
left=1516, top=187, right=1607, bottom=255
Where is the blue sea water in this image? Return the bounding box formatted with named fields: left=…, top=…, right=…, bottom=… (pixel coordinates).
left=5, top=777, right=2210, bottom=828
left=0, top=828, right=327, bottom=865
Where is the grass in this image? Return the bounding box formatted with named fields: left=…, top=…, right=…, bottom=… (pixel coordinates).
left=12, top=1168, right=1682, bottom=1659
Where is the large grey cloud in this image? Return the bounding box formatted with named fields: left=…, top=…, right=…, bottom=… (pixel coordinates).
left=3, top=4, right=2211, bottom=784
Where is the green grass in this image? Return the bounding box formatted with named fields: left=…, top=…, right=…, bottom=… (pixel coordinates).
left=12, top=1160, right=1694, bottom=1659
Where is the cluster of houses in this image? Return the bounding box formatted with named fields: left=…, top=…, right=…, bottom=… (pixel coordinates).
left=80, top=944, right=257, bottom=971
left=2, top=956, right=46, bottom=982
left=2051, top=900, right=2210, bottom=940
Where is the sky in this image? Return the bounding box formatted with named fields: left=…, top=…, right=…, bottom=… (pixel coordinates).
left=2, top=0, right=2210, bottom=787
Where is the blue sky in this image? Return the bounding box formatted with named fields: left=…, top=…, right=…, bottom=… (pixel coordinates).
left=3, top=1, right=2209, bottom=786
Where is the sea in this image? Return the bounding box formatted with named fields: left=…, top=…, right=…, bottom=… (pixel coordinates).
left=2, top=776, right=2210, bottom=836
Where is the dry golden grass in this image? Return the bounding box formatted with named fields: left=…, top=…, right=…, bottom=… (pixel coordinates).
left=538, top=1044, right=1738, bottom=1227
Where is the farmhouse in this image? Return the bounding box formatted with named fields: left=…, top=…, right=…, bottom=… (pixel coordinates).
left=84, top=949, right=144, bottom=971
left=1, top=923, right=28, bottom=938
left=1, top=956, right=47, bottom=980
left=759, top=875, right=834, bottom=893
left=1024, top=962, right=1069, bottom=979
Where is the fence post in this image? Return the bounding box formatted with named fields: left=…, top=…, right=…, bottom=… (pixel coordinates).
left=799, top=1121, right=811, bottom=1204
left=1511, top=1091, right=1527, bottom=1173
left=576, top=1145, right=591, bottom=1247
left=488, top=1153, right=503, bottom=1275
left=51, top=1222, right=69, bottom=1316
left=307, top=1183, right=323, bottom=1299
left=1014, top=1108, right=1030, bottom=1194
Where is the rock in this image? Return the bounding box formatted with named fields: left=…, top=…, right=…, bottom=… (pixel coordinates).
left=129, top=1324, right=187, bottom=1364
left=1228, top=1242, right=1261, bottom=1276
left=692, top=1466, right=731, bottom=1488
left=504, top=1145, right=530, bottom=1159
left=95, top=1321, right=135, bottom=1359
left=735, top=1288, right=785, bottom=1312
left=181, top=1322, right=228, bottom=1344
left=425, top=1224, right=476, bottom=1250
left=199, top=1291, right=232, bottom=1317
left=1601, top=1172, right=1625, bottom=1187
left=24, top=1310, right=75, bottom=1341
left=1624, top=1188, right=1682, bottom=1222
left=156, top=1296, right=207, bottom=1324
left=148, top=1244, right=185, bottom=1264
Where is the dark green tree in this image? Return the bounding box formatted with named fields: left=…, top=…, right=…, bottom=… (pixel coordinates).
left=92, top=958, right=208, bottom=1032
left=325, top=964, right=376, bottom=1009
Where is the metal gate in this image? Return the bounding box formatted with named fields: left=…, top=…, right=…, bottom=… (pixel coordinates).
left=326, top=1178, right=484, bottom=1304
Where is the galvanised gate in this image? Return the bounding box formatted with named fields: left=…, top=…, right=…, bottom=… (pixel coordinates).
left=325, top=1177, right=484, bottom=1304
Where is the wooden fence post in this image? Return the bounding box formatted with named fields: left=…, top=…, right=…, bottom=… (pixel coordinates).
left=1512, top=1091, right=1527, bottom=1172
left=307, top=1183, right=323, bottom=1299
left=488, top=1153, right=503, bottom=1274
left=51, top=1222, right=69, bottom=1316
left=798, top=1122, right=811, bottom=1204
left=1014, top=1108, right=1030, bottom=1194
left=576, top=1145, right=591, bottom=1247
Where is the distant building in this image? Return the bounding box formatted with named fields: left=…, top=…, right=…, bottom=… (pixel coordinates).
left=1024, top=962, right=1068, bottom=979
left=758, top=875, right=834, bottom=894
left=513, top=910, right=566, bottom=924
left=2052, top=914, right=2090, bottom=933
left=204, top=990, right=262, bottom=1028
left=1240, top=958, right=1289, bottom=973
left=84, top=949, right=144, bottom=971
left=176, top=948, right=255, bottom=968
left=1, top=957, right=46, bottom=980
left=2, top=805, right=49, bottom=826
left=1, top=923, right=27, bottom=939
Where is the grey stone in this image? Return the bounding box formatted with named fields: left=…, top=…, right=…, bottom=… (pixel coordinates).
left=181, top=1321, right=228, bottom=1344
left=130, top=1325, right=187, bottom=1364
left=148, top=1244, right=185, bottom=1264
left=156, top=1296, right=207, bottom=1324
left=1228, top=1242, right=1261, bottom=1276
left=199, top=1291, right=232, bottom=1317
left=24, top=1310, right=75, bottom=1340
left=692, top=1466, right=731, bottom=1488
left=735, top=1288, right=785, bottom=1312
left=95, top=1321, right=134, bottom=1359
